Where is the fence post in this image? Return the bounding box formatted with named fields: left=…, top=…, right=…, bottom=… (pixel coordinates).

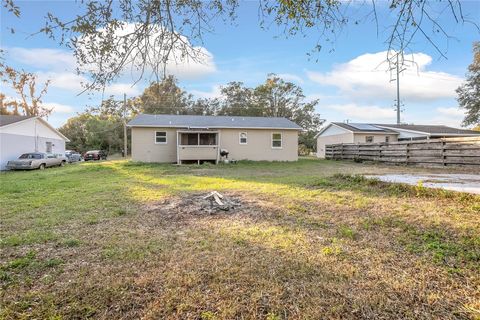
left=405, top=142, right=410, bottom=166
left=442, top=140, right=447, bottom=167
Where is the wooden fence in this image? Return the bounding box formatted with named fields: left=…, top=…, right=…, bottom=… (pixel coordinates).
left=325, top=136, right=480, bottom=167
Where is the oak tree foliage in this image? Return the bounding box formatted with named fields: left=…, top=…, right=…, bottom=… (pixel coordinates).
left=59, top=97, right=137, bottom=153
left=134, top=76, right=192, bottom=115
left=456, top=42, right=480, bottom=127
left=0, top=58, right=52, bottom=117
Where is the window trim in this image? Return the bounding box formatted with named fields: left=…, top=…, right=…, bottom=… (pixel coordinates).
left=271, top=132, right=283, bottom=149
left=155, top=131, right=167, bottom=144
left=365, top=136, right=374, bottom=143
left=385, top=136, right=390, bottom=143
left=239, top=132, right=248, bottom=145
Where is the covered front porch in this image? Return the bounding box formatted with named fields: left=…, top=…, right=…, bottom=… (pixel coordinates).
left=176, top=130, right=220, bottom=164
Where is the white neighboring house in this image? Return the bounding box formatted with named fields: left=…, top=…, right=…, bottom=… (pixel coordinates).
left=315, top=123, right=399, bottom=158
left=316, top=122, right=480, bottom=158
left=0, top=115, right=70, bottom=170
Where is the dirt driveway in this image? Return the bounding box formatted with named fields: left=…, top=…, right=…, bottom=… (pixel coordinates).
left=365, top=173, right=480, bottom=194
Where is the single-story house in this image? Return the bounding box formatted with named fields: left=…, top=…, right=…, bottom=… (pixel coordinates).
left=316, top=122, right=480, bottom=158
left=127, top=114, right=302, bottom=163
left=0, top=115, right=70, bottom=170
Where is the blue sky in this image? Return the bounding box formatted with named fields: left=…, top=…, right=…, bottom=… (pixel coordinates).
left=1, top=1, right=479, bottom=128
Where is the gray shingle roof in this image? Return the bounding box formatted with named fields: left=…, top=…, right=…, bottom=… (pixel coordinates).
left=0, top=115, right=34, bottom=127
left=376, top=124, right=480, bottom=135
left=127, top=114, right=303, bottom=130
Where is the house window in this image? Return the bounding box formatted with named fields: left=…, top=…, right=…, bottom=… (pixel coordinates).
left=45, top=141, right=52, bottom=153
left=199, top=133, right=216, bottom=145
left=155, top=131, right=167, bottom=144
left=365, top=136, right=373, bottom=143
left=272, top=133, right=282, bottom=148
left=181, top=133, right=217, bottom=145
left=181, top=133, right=198, bottom=145
left=239, top=132, right=247, bottom=144
left=385, top=136, right=390, bottom=143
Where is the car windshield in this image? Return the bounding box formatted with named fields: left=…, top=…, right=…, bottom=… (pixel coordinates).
left=19, top=153, right=42, bottom=159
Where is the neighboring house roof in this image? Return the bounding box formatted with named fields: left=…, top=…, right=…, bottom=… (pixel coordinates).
left=0, top=115, right=35, bottom=127
left=0, top=115, right=70, bottom=142
left=316, top=122, right=399, bottom=137
left=316, top=122, right=480, bottom=138
left=376, top=124, right=480, bottom=136
left=332, top=122, right=398, bottom=133
left=127, top=114, right=303, bottom=130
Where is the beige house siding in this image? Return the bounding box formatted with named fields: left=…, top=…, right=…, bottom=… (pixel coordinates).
left=219, top=129, right=298, bottom=161
left=131, top=127, right=299, bottom=163
left=131, top=127, right=177, bottom=163
left=316, top=132, right=354, bottom=158
left=353, top=133, right=398, bottom=144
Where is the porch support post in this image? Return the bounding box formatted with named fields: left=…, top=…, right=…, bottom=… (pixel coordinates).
left=176, top=131, right=180, bottom=165
left=216, top=131, right=221, bottom=164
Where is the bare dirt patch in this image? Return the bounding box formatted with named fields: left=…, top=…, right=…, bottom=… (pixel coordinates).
left=142, top=192, right=259, bottom=222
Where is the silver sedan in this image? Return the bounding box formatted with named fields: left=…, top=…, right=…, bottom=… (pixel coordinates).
left=6, top=153, right=67, bottom=170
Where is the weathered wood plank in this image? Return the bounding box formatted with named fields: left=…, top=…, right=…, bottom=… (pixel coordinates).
left=325, top=136, right=480, bottom=167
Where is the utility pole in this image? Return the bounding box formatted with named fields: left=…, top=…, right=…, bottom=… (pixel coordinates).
left=389, top=51, right=410, bottom=124
left=395, top=54, right=401, bottom=124
left=123, top=93, right=127, bottom=158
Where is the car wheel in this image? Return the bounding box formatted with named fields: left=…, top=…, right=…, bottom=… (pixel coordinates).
left=39, top=164, right=45, bottom=170
left=60, top=161, right=65, bottom=167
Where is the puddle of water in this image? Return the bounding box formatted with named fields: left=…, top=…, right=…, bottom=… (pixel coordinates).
left=365, top=174, right=480, bottom=194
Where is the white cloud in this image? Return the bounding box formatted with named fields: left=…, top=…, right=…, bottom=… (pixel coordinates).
left=36, top=71, right=139, bottom=96
left=37, top=71, right=87, bottom=92
left=104, top=83, right=140, bottom=96
left=45, top=102, right=75, bottom=113
left=430, top=107, right=466, bottom=127
left=307, top=51, right=463, bottom=102
left=79, top=23, right=216, bottom=81
left=277, top=73, right=304, bottom=84
left=190, top=85, right=222, bottom=99
left=323, top=103, right=396, bottom=121
left=1, top=95, right=74, bottom=114
left=8, top=24, right=217, bottom=95
left=437, top=107, right=465, bottom=117
left=7, top=47, right=76, bottom=71
left=164, top=47, right=217, bottom=80
left=306, top=93, right=339, bottom=102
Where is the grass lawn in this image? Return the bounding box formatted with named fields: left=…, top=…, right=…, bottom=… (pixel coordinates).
left=1, top=159, right=479, bottom=319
